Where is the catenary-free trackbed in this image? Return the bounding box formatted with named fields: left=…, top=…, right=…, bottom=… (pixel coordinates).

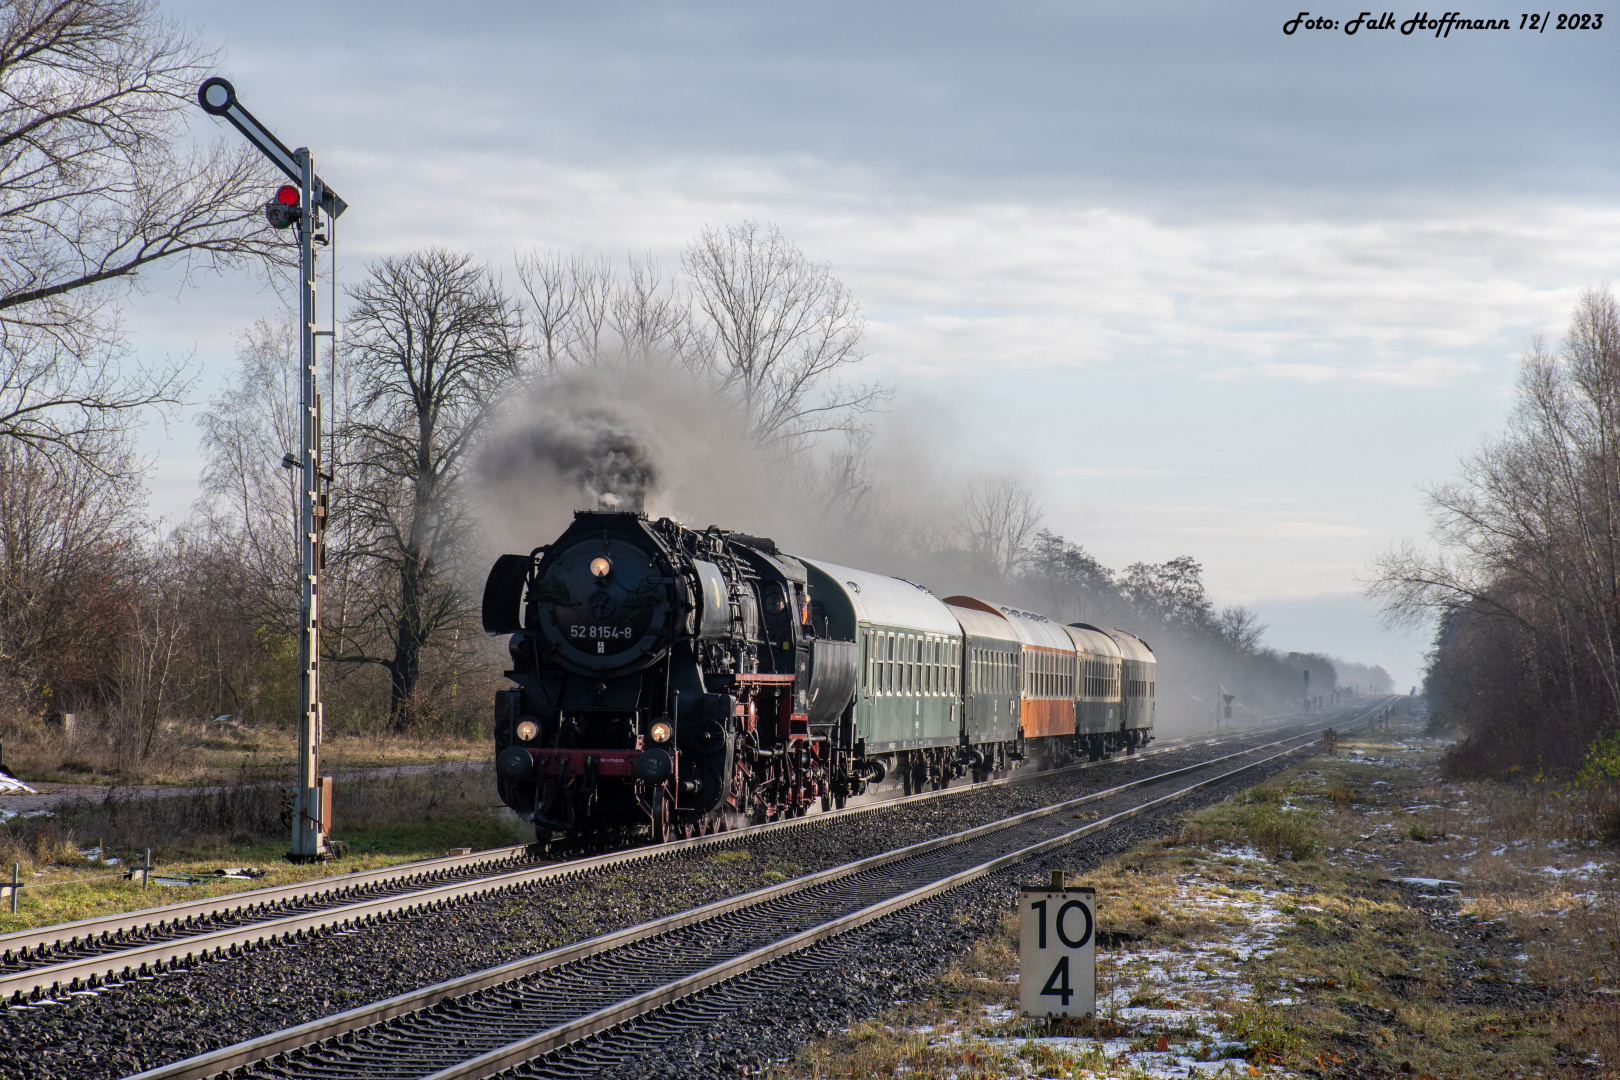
left=117, top=702, right=1386, bottom=1080
left=0, top=701, right=1386, bottom=1080
left=0, top=715, right=1303, bottom=1002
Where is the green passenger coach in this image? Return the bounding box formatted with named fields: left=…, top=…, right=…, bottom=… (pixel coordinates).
left=802, top=558, right=967, bottom=793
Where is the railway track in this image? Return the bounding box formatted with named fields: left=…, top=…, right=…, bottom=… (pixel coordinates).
left=0, top=711, right=1347, bottom=1005
left=124, top=701, right=1387, bottom=1080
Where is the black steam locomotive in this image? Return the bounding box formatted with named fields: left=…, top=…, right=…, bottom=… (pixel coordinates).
left=482, top=511, right=862, bottom=843
left=482, top=511, right=1156, bottom=844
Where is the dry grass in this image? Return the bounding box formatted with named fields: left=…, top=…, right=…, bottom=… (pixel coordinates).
left=0, top=762, right=526, bottom=932
left=772, top=708, right=1620, bottom=1079
left=0, top=718, right=486, bottom=786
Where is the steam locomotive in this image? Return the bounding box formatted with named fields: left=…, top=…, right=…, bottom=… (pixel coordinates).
left=482, top=511, right=1155, bottom=844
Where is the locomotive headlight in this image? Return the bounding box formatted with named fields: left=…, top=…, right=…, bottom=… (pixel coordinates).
left=589, top=556, right=611, bottom=579
left=649, top=720, right=674, bottom=744
left=515, top=719, right=540, bottom=743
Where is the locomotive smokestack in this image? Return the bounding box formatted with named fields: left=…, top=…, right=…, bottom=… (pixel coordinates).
left=595, top=489, right=644, bottom=513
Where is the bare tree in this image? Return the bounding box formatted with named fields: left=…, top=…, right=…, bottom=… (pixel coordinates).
left=1216, top=604, right=1267, bottom=654
left=0, top=438, right=141, bottom=711
left=514, top=251, right=612, bottom=373
left=110, top=535, right=197, bottom=759
left=957, top=477, right=1044, bottom=577
left=1122, top=555, right=1215, bottom=634
left=515, top=249, right=711, bottom=376
left=1023, top=528, right=1118, bottom=620
left=336, top=249, right=524, bottom=727
left=610, top=253, right=710, bottom=369
left=1370, top=286, right=1620, bottom=769
left=193, top=318, right=303, bottom=630
left=682, top=221, right=885, bottom=455
left=0, top=0, right=287, bottom=471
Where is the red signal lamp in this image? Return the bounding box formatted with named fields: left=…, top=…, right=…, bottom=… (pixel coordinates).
left=264, top=184, right=301, bottom=230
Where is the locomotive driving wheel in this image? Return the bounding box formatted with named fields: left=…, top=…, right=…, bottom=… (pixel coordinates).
left=649, top=786, right=669, bottom=844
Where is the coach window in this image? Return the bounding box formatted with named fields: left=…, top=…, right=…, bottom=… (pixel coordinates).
left=876, top=633, right=885, bottom=694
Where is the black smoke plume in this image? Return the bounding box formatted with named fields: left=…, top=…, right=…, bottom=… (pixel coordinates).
left=477, top=372, right=665, bottom=515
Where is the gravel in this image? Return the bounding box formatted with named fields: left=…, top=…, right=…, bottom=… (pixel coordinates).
left=0, top=731, right=1313, bottom=1080
left=535, top=773, right=1276, bottom=1080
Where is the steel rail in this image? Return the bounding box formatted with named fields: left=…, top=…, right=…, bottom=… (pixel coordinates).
left=0, top=717, right=1256, bottom=961
left=425, top=708, right=1386, bottom=1080
left=6, top=706, right=1386, bottom=1005
left=0, top=705, right=1360, bottom=973
left=0, top=848, right=538, bottom=960
left=122, top=704, right=1387, bottom=1080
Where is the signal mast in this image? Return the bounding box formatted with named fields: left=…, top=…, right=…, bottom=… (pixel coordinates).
left=197, top=78, right=348, bottom=861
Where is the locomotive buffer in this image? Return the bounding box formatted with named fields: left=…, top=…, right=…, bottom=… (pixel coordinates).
left=197, top=77, right=346, bottom=861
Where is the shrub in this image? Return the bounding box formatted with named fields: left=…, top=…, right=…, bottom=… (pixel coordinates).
left=1234, top=802, right=1318, bottom=861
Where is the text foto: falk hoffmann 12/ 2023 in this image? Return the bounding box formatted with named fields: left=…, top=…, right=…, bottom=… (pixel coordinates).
left=1283, top=11, right=1603, bottom=34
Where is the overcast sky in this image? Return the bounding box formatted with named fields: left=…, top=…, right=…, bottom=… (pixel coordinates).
left=133, top=1, right=1620, bottom=691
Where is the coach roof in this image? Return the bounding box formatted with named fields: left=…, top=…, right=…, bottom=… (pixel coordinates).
left=942, top=596, right=1074, bottom=652
left=801, top=558, right=961, bottom=636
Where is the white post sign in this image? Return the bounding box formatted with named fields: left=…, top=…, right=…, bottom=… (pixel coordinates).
left=1020, top=881, right=1096, bottom=1019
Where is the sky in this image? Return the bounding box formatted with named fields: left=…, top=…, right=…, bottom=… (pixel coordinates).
left=130, top=1, right=1620, bottom=692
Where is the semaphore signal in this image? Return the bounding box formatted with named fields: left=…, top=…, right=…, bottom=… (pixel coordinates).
left=196, top=76, right=349, bottom=863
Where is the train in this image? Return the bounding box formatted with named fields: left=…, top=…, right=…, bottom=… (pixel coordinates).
left=481, top=511, right=1155, bottom=844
